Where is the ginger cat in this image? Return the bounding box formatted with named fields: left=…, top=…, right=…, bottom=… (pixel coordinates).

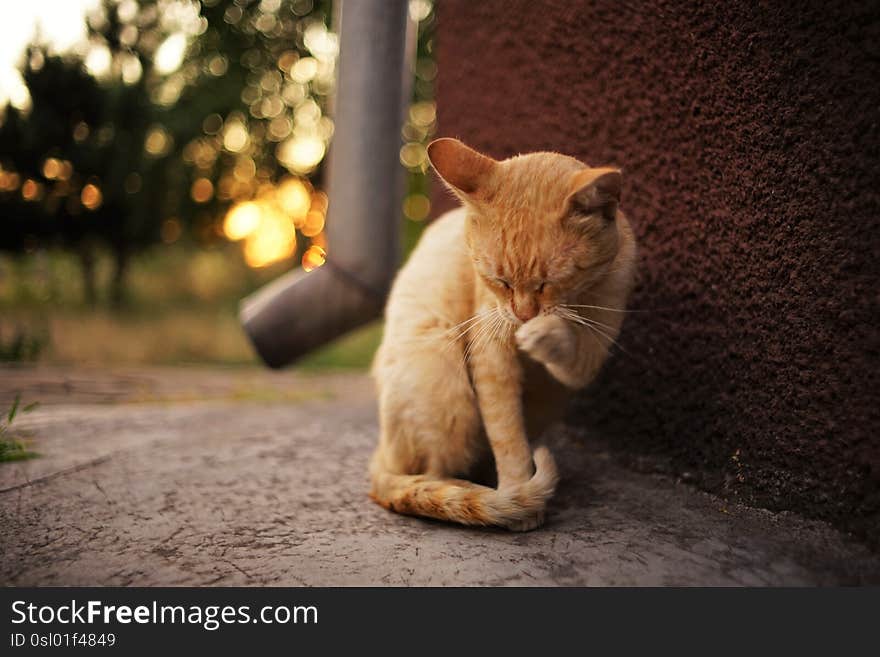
left=369, top=138, right=637, bottom=531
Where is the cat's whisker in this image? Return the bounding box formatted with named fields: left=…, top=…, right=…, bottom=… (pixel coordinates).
left=555, top=308, right=619, bottom=333
left=578, top=319, right=630, bottom=355
left=394, top=310, right=496, bottom=348
left=470, top=308, right=510, bottom=360
left=444, top=325, right=476, bottom=351
left=477, top=311, right=504, bottom=349
left=563, top=313, right=606, bottom=351
left=443, top=310, right=495, bottom=354
left=498, top=317, right=514, bottom=342
left=554, top=307, right=630, bottom=355
left=464, top=323, right=489, bottom=362
left=462, top=309, right=498, bottom=362
left=560, top=309, right=608, bottom=335
left=445, top=312, right=489, bottom=339
left=560, top=303, right=644, bottom=314
left=556, top=306, right=585, bottom=322
left=486, top=313, right=509, bottom=349
left=562, top=311, right=611, bottom=333
left=444, top=317, right=486, bottom=347
left=585, top=323, right=612, bottom=352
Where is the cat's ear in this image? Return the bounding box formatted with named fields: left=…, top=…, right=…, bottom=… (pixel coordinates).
left=566, top=167, right=622, bottom=223
left=427, top=138, right=497, bottom=200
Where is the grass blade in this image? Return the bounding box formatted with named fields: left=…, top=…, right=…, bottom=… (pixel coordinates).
left=7, top=393, right=20, bottom=424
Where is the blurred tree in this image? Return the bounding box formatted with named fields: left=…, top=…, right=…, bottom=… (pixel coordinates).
left=77, top=0, right=206, bottom=305
left=0, top=0, right=435, bottom=304
left=0, top=52, right=105, bottom=302
left=0, top=0, right=194, bottom=305
left=0, top=0, right=335, bottom=304
left=170, top=0, right=337, bottom=266
left=175, top=0, right=335, bottom=194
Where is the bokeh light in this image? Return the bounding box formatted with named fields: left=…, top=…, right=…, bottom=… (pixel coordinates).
left=277, top=177, right=311, bottom=220
left=300, top=210, right=325, bottom=237
left=290, top=57, right=318, bottom=83
left=220, top=174, right=324, bottom=268
left=190, top=178, right=214, bottom=203
left=0, top=170, right=21, bottom=192
left=42, top=158, right=62, bottom=180
left=409, top=101, right=436, bottom=127
left=155, top=33, right=187, bottom=74
left=120, top=54, right=142, bottom=84
left=84, top=45, right=112, bottom=78
left=223, top=202, right=261, bottom=241
left=399, top=142, right=427, bottom=169
left=243, top=207, right=296, bottom=268
left=403, top=194, right=431, bottom=221
left=21, top=179, right=41, bottom=201
left=145, top=125, right=173, bottom=157
left=409, top=0, right=433, bottom=22
left=223, top=120, right=249, bottom=153
left=277, top=135, right=324, bottom=173
left=233, top=157, right=257, bottom=182
left=301, top=245, right=326, bottom=272
left=81, top=183, right=102, bottom=210
left=310, top=190, right=329, bottom=213
left=303, top=22, right=338, bottom=61
left=117, top=0, right=138, bottom=23
left=207, top=55, right=228, bottom=76
left=72, top=122, right=89, bottom=142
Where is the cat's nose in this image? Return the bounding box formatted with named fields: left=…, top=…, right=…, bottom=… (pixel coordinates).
left=512, top=303, right=539, bottom=322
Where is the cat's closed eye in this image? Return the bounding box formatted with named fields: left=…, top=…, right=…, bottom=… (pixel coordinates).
left=495, top=278, right=511, bottom=290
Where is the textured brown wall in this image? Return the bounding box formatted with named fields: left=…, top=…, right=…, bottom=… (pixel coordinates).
left=433, top=0, right=880, bottom=543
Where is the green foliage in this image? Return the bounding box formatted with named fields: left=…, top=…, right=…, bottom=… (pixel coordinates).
left=0, top=323, right=47, bottom=362
left=0, top=245, right=382, bottom=368
left=0, top=393, right=39, bottom=463
left=298, top=321, right=383, bottom=370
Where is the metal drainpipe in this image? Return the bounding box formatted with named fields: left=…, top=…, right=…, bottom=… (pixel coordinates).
left=239, top=0, right=414, bottom=368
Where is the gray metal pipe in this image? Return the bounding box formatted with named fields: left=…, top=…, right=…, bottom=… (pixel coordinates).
left=240, top=0, right=413, bottom=368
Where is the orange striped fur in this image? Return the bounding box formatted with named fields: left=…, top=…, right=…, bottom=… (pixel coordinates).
left=370, top=139, right=637, bottom=530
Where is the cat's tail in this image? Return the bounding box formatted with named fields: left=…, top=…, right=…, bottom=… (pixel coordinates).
left=369, top=446, right=559, bottom=531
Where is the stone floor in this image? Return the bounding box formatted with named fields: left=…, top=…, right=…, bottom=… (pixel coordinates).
left=1, top=365, right=878, bottom=586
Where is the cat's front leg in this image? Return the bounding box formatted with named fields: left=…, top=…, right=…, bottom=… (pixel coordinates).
left=471, top=339, right=535, bottom=488
left=516, top=314, right=608, bottom=389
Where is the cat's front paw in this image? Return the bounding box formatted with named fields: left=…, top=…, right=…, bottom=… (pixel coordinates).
left=515, top=314, right=574, bottom=366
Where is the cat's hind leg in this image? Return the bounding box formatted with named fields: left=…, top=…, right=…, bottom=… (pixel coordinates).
left=371, top=341, right=484, bottom=491
left=369, top=340, right=557, bottom=530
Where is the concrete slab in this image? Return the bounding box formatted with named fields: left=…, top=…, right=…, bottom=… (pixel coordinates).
left=1, top=367, right=878, bottom=586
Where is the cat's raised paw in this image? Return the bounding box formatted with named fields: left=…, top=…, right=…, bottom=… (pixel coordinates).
left=515, top=314, right=573, bottom=365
